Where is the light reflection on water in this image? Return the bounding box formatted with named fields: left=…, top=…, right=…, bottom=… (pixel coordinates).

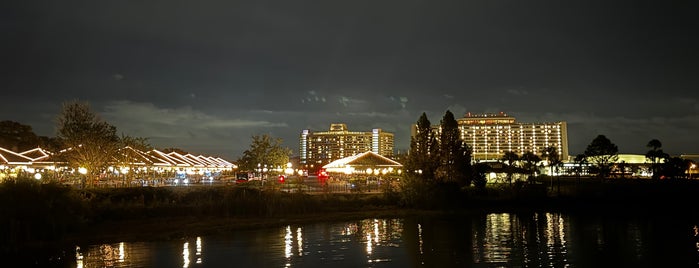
left=67, top=213, right=699, bottom=267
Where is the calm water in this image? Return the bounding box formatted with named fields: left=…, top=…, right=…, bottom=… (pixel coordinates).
left=46, top=212, right=699, bottom=267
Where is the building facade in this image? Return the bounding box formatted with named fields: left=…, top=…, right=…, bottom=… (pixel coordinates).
left=459, top=112, right=569, bottom=161
left=415, top=112, right=569, bottom=161
left=300, top=124, right=394, bottom=168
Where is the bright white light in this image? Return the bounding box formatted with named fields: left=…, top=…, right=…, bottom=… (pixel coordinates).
left=285, top=226, right=292, bottom=258
left=34, top=173, right=42, bottom=180
left=343, top=165, right=353, bottom=175
left=183, top=242, right=190, bottom=268
left=297, top=227, right=303, bottom=256
left=119, top=242, right=125, bottom=262
left=78, top=167, right=88, bottom=175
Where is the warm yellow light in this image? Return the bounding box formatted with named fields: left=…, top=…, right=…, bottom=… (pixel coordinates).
left=34, top=173, right=42, bottom=180
left=366, top=168, right=372, bottom=174
left=78, top=167, right=88, bottom=175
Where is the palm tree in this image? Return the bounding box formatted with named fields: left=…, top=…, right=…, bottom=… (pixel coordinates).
left=645, top=139, right=669, bottom=179
left=541, top=146, right=562, bottom=176
left=500, top=151, right=520, bottom=185
left=573, top=154, right=587, bottom=184
left=541, top=146, right=562, bottom=192
left=521, top=151, right=541, bottom=182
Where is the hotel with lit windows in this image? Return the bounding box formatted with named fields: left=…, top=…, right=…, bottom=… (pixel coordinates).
left=417, top=112, right=569, bottom=161
left=299, top=124, right=394, bottom=168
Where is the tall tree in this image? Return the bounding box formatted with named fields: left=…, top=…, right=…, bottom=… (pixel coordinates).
left=658, top=157, right=691, bottom=179
left=645, top=139, right=669, bottom=179
left=405, top=112, right=439, bottom=179
left=541, top=146, right=562, bottom=176
left=500, top=151, right=520, bottom=184
left=0, top=121, right=39, bottom=151
left=501, top=151, right=520, bottom=166
left=584, top=135, right=619, bottom=179
left=572, top=153, right=587, bottom=183
left=521, top=151, right=541, bottom=178
left=237, top=134, right=292, bottom=172
left=437, top=110, right=471, bottom=186
left=36, top=136, right=62, bottom=153
left=56, top=101, right=120, bottom=187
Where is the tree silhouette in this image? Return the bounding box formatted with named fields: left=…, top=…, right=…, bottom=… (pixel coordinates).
left=584, top=135, right=618, bottom=179
left=0, top=121, right=39, bottom=152
left=237, top=134, right=291, bottom=173
left=405, top=112, right=439, bottom=180
left=437, top=110, right=471, bottom=186
left=520, top=151, right=541, bottom=179
left=645, top=139, right=669, bottom=180
left=658, top=157, right=691, bottom=179
left=56, top=101, right=120, bottom=187
left=572, top=153, right=587, bottom=183
left=500, top=151, right=520, bottom=184
left=541, top=146, right=562, bottom=176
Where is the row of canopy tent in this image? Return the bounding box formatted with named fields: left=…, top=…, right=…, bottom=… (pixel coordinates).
left=0, top=146, right=237, bottom=174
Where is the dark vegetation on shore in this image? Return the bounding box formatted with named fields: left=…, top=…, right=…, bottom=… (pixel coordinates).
left=3, top=176, right=699, bottom=258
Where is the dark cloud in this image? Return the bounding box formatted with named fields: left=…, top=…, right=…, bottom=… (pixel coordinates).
left=2, top=0, right=698, bottom=159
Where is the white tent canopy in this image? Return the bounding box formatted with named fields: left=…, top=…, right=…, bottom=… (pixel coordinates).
left=323, top=151, right=402, bottom=175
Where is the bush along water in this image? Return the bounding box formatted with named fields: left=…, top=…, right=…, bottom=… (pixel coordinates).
left=0, top=176, right=89, bottom=255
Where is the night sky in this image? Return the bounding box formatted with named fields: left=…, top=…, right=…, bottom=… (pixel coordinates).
left=2, top=1, right=698, bottom=160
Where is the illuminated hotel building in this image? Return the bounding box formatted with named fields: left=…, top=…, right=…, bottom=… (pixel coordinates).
left=300, top=124, right=394, bottom=167
left=418, top=112, right=569, bottom=161
left=460, top=112, right=568, bottom=161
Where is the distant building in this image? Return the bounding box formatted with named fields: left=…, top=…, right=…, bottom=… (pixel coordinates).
left=414, top=112, right=569, bottom=161
left=300, top=124, right=394, bottom=168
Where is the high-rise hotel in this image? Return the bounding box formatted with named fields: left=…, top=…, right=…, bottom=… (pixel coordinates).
left=416, top=112, right=569, bottom=161
left=461, top=112, right=568, bottom=161
left=300, top=124, right=394, bottom=167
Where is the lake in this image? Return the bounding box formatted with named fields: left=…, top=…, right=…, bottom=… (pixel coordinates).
left=39, top=211, right=699, bottom=267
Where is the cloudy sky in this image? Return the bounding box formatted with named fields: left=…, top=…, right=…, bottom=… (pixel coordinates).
left=2, top=1, right=698, bottom=160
